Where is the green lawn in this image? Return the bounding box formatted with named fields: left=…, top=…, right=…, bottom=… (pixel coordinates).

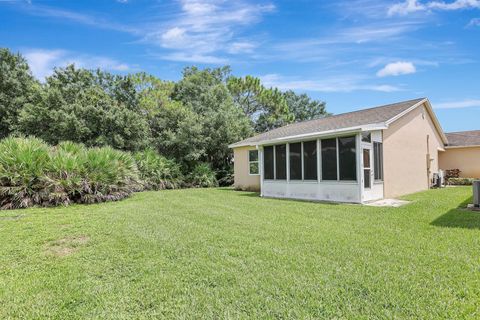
left=1, top=187, right=479, bottom=319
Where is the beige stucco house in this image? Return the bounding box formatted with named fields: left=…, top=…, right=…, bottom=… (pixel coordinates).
left=439, top=131, right=480, bottom=179
left=229, top=98, right=479, bottom=203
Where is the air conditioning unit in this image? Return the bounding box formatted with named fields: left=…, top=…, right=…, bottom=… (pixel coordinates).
left=438, top=169, right=445, bottom=187
left=432, top=171, right=445, bottom=188
left=474, top=180, right=480, bottom=208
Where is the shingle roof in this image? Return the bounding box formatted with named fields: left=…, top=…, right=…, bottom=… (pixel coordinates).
left=446, top=130, right=480, bottom=147
left=230, top=98, right=426, bottom=147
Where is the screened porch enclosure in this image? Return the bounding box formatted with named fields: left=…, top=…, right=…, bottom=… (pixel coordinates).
left=258, top=131, right=384, bottom=203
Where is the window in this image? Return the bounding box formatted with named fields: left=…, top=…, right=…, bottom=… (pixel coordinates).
left=248, top=150, right=259, bottom=175
left=321, top=138, right=337, bottom=180
left=275, top=144, right=287, bottom=180
left=263, top=146, right=274, bottom=179
left=339, top=136, right=356, bottom=181
left=303, top=140, right=318, bottom=180
left=374, top=142, right=383, bottom=180
left=289, top=143, right=302, bottom=180
left=361, top=132, right=371, bottom=143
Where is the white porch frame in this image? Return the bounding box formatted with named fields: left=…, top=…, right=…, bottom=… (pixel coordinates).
left=258, top=130, right=384, bottom=203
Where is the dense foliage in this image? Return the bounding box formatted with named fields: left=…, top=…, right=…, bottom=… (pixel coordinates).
left=0, top=48, right=40, bottom=138
left=187, top=163, right=218, bottom=188
left=0, top=48, right=329, bottom=207
left=0, top=137, right=194, bottom=209
left=134, top=149, right=183, bottom=190
left=17, top=66, right=150, bottom=151
left=447, top=177, right=474, bottom=185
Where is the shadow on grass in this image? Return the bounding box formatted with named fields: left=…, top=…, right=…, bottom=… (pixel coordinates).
left=237, top=192, right=261, bottom=198
left=430, top=196, right=480, bottom=230
left=216, top=187, right=260, bottom=197
left=215, top=187, right=343, bottom=205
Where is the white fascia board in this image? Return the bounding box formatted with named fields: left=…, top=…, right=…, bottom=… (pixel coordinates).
left=385, top=98, right=427, bottom=126
left=423, top=99, right=449, bottom=144
left=229, top=124, right=388, bottom=148
left=255, top=124, right=387, bottom=146
left=445, top=145, right=480, bottom=149
left=384, top=98, right=448, bottom=145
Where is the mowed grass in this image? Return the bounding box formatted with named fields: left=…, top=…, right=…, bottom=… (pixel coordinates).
left=1, top=187, right=479, bottom=319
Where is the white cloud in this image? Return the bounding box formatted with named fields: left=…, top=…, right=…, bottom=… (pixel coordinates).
left=13, top=1, right=274, bottom=65
left=20, top=4, right=138, bottom=34
left=228, top=41, right=257, bottom=54
left=24, top=49, right=66, bottom=80
left=377, top=61, right=416, bottom=77
left=388, top=0, right=480, bottom=16
left=259, top=74, right=402, bottom=93
left=143, top=0, right=274, bottom=63
left=161, top=27, right=188, bottom=48
left=434, top=99, right=480, bottom=109
left=24, top=49, right=131, bottom=80
left=388, top=0, right=426, bottom=16
left=467, top=17, right=480, bottom=26
left=161, top=52, right=228, bottom=64
left=428, top=0, right=480, bottom=10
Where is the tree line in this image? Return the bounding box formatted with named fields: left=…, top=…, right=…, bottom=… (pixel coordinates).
left=0, top=48, right=329, bottom=182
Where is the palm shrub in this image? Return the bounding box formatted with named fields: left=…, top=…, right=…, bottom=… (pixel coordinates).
left=0, top=137, right=142, bottom=209
left=43, top=142, right=86, bottom=206
left=187, top=163, right=218, bottom=188
left=81, top=146, right=140, bottom=203
left=134, top=149, right=183, bottom=190
left=0, top=136, right=50, bottom=209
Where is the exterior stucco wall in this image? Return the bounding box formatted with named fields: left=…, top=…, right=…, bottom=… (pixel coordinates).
left=439, top=147, right=480, bottom=178
left=383, top=104, right=444, bottom=198
left=233, top=146, right=260, bottom=191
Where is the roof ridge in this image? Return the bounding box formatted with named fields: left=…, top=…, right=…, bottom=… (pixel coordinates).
left=230, top=97, right=428, bottom=147
left=446, top=130, right=480, bottom=135
left=312, top=97, right=425, bottom=122
left=246, top=97, right=425, bottom=139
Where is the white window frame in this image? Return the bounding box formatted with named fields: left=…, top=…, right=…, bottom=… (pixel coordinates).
left=248, top=149, right=259, bottom=176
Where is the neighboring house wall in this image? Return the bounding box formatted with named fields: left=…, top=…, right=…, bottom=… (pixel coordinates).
left=233, top=146, right=260, bottom=191
left=439, top=147, right=480, bottom=178
left=383, top=104, right=444, bottom=198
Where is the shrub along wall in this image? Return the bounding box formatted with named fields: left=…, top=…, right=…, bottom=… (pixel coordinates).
left=0, top=137, right=218, bottom=210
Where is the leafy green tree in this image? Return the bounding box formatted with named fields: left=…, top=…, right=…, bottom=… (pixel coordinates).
left=17, top=65, right=149, bottom=151
left=129, top=72, right=205, bottom=169
left=95, top=70, right=139, bottom=111
left=283, top=90, right=329, bottom=122
left=0, top=48, right=40, bottom=138
left=172, top=67, right=252, bottom=172
left=227, top=75, right=293, bottom=132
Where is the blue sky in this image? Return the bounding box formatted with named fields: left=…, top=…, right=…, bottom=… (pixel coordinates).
left=1, top=0, right=479, bottom=132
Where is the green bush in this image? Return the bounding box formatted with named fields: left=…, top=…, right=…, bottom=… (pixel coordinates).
left=0, top=136, right=223, bottom=210
left=447, top=178, right=475, bottom=186
left=134, top=149, right=183, bottom=190
left=80, top=146, right=140, bottom=203
left=0, top=136, right=51, bottom=209
left=187, top=163, right=218, bottom=188
left=217, top=169, right=234, bottom=187
left=0, top=137, right=141, bottom=209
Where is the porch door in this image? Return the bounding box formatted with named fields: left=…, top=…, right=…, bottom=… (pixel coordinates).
left=363, top=147, right=372, bottom=189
